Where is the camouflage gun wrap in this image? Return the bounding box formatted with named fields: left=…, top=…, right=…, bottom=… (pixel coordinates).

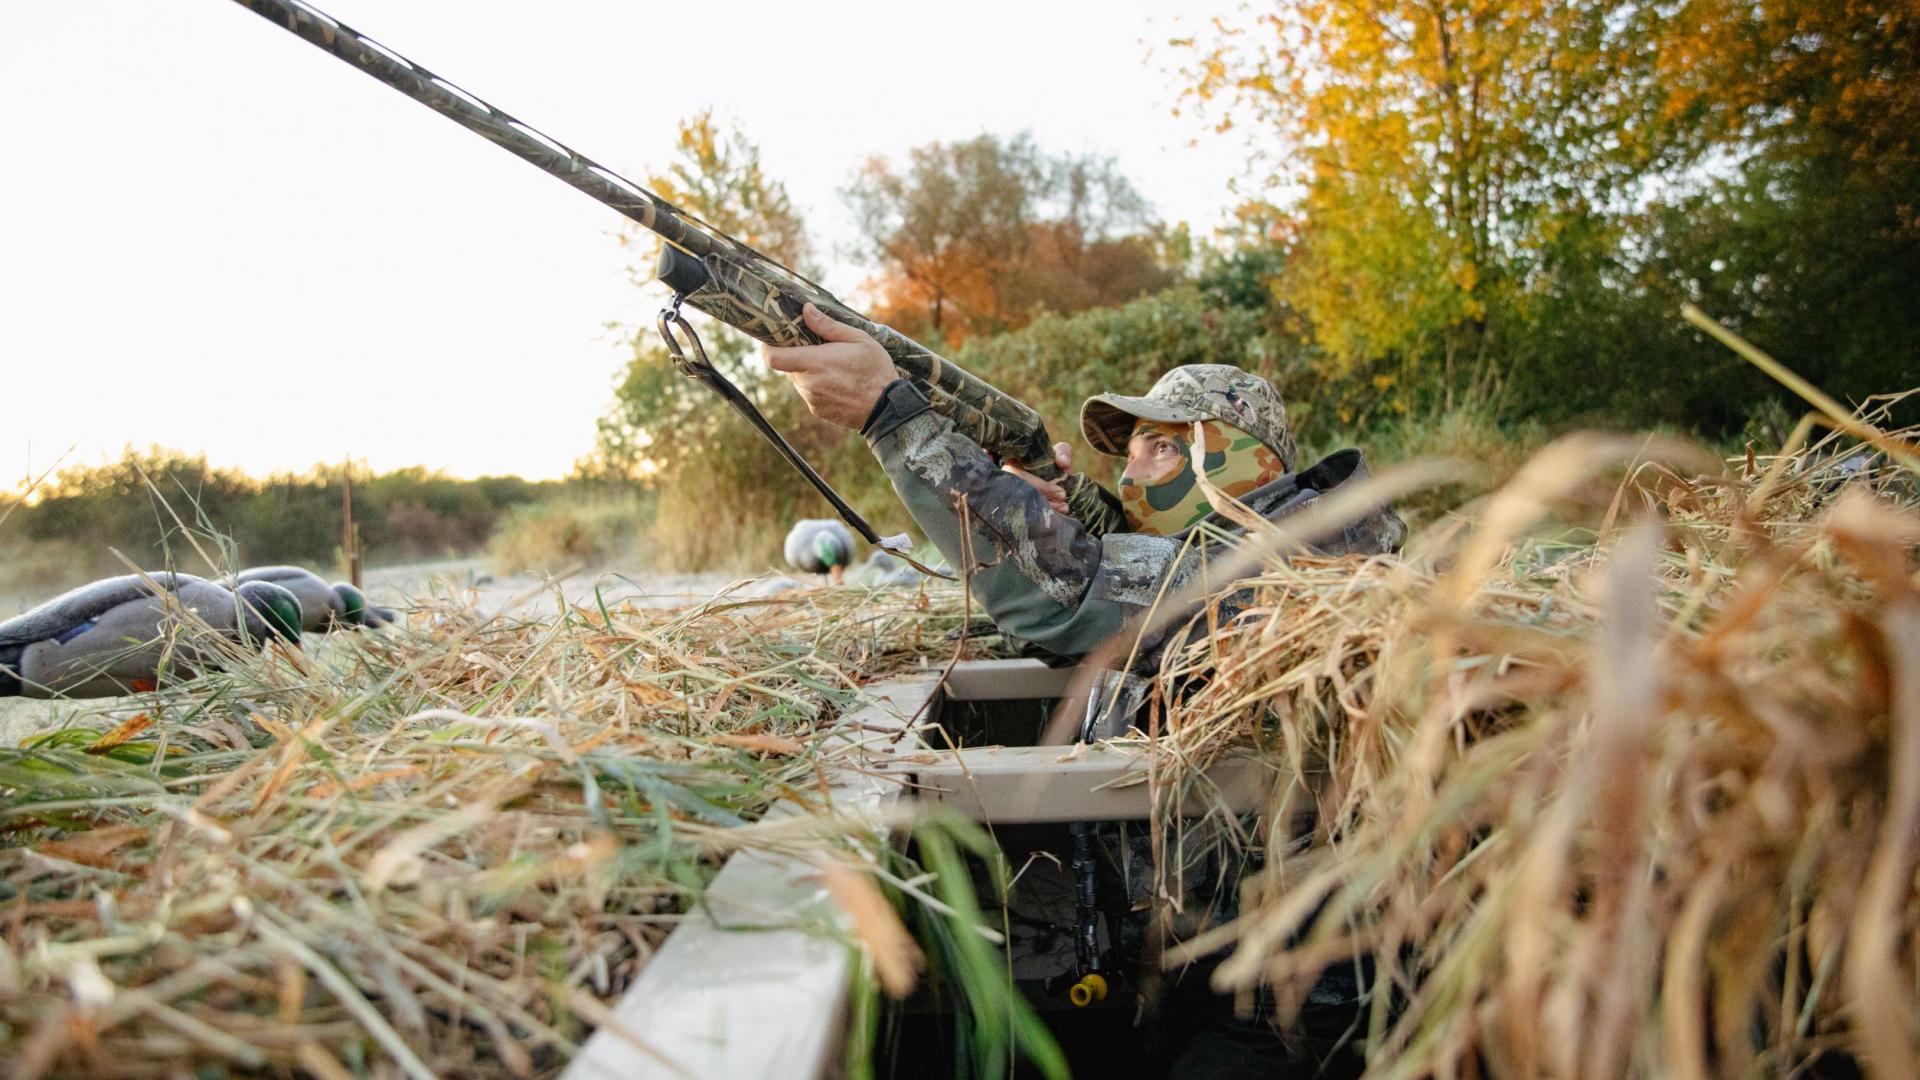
left=227, top=0, right=1124, bottom=541
left=667, top=248, right=1125, bottom=532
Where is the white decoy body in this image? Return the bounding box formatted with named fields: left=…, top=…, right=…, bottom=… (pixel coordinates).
left=224, top=566, right=395, bottom=631
left=0, top=573, right=302, bottom=699
left=782, top=520, right=857, bottom=578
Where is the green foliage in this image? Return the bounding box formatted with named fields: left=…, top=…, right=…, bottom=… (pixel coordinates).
left=1635, top=159, right=1920, bottom=428
left=638, top=108, right=811, bottom=271
left=1173, top=0, right=1919, bottom=432
left=486, top=491, right=655, bottom=575
left=951, top=284, right=1301, bottom=470
left=1, top=447, right=551, bottom=593
left=1178, top=0, right=1702, bottom=379
left=591, top=115, right=913, bottom=572
left=21, top=448, right=257, bottom=562
left=904, top=819, right=1070, bottom=1080
left=1344, top=392, right=1551, bottom=527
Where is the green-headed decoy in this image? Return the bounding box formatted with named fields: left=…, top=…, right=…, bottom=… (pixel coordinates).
left=0, top=573, right=302, bottom=699
left=225, top=566, right=397, bottom=631
left=783, top=520, right=856, bottom=580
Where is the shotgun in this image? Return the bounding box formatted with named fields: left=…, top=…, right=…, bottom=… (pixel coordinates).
left=225, top=0, right=1127, bottom=561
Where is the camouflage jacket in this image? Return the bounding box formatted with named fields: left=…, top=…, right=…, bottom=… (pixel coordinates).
left=863, top=379, right=1406, bottom=668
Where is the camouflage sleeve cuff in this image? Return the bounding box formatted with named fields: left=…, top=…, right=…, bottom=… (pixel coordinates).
left=860, top=377, right=933, bottom=444
left=872, top=407, right=1103, bottom=606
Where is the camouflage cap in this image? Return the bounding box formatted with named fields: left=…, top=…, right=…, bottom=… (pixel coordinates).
left=1080, top=364, right=1297, bottom=469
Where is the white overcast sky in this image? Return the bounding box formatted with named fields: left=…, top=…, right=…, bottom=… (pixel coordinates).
left=2, top=0, right=1248, bottom=487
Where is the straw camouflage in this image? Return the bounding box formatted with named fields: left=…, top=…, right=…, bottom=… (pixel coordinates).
left=1080, top=365, right=1298, bottom=472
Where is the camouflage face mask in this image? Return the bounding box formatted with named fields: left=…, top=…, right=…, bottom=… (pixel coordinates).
left=1119, top=419, right=1288, bottom=536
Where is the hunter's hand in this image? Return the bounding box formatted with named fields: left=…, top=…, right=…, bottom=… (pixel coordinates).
left=763, top=304, right=897, bottom=429
left=1002, top=442, right=1074, bottom=515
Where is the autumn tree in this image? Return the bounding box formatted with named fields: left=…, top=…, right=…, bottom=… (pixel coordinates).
left=1482, top=0, right=1920, bottom=426
left=845, top=133, right=1175, bottom=343
left=1181, top=3, right=1710, bottom=379
left=1637, top=0, right=1920, bottom=418
left=1176, top=0, right=1920, bottom=429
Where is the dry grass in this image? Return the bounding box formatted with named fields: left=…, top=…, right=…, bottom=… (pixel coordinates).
left=1143, top=397, right=1920, bottom=1077
left=486, top=494, right=655, bottom=576
left=0, top=579, right=970, bottom=1078
left=10, top=308, right=1914, bottom=1077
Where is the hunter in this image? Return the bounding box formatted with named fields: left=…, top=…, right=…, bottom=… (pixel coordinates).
left=770, top=304, right=1397, bottom=1075
left=764, top=304, right=1406, bottom=672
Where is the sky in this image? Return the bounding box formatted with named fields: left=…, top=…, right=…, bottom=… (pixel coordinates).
left=1, top=0, right=1249, bottom=489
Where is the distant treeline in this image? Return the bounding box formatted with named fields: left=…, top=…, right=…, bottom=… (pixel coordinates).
left=2, top=448, right=558, bottom=588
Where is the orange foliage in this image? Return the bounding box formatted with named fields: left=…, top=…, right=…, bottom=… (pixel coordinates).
left=847, top=133, right=1175, bottom=344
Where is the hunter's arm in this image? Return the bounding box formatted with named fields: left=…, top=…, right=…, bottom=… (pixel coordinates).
left=863, top=379, right=1196, bottom=660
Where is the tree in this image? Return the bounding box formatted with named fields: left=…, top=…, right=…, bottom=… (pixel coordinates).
left=1179, top=2, right=1704, bottom=377
left=641, top=108, right=811, bottom=271
left=6, top=449, right=545, bottom=583
left=952, top=284, right=1298, bottom=459
left=598, top=112, right=816, bottom=484
left=1644, top=0, right=1920, bottom=418
left=1175, top=0, right=1918, bottom=430
left=593, top=114, right=899, bottom=568
left=845, top=133, right=1174, bottom=343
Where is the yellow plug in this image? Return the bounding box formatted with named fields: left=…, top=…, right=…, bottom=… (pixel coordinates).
left=1068, top=973, right=1108, bottom=1008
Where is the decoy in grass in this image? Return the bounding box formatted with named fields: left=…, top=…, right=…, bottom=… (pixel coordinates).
left=0, top=573, right=302, bottom=699
left=224, top=566, right=399, bottom=631
left=783, top=519, right=857, bottom=584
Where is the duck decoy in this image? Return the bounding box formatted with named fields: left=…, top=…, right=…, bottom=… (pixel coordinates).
left=0, top=573, right=302, bottom=699
left=226, top=566, right=397, bottom=631
left=783, top=520, right=857, bottom=583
